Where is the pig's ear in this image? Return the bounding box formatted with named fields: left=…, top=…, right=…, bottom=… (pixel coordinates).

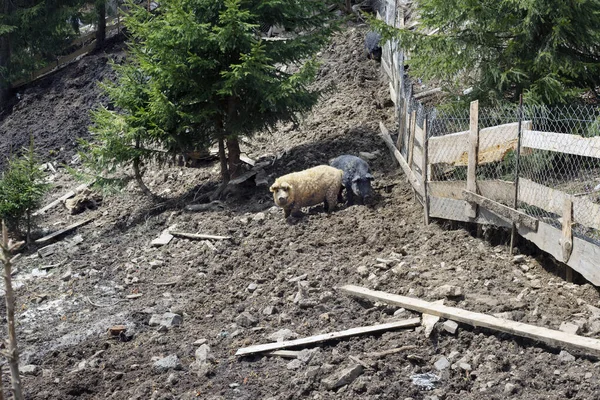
left=365, top=173, right=374, bottom=181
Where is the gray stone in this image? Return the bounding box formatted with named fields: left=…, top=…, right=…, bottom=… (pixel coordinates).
left=267, top=328, right=296, bottom=342
left=321, top=364, right=364, bottom=390
left=504, top=383, right=517, bottom=394
left=443, top=320, right=459, bottom=334
left=558, top=350, right=576, bottom=362
left=434, top=284, right=462, bottom=298
left=195, top=344, right=211, bottom=363
left=434, top=357, right=450, bottom=371
left=559, top=322, right=579, bottom=335
left=262, top=305, right=276, bottom=315
left=153, top=355, right=182, bottom=373
left=20, top=364, right=40, bottom=376
left=357, top=266, right=369, bottom=277
left=61, top=269, right=72, bottom=281
left=247, top=283, right=258, bottom=293
left=149, top=312, right=182, bottom=328
left=253, top=212, right=266, bottom=222
left=298, top=349, right=320, bottom=364
left=287, top=359, right=303, bottom=370
left=235, top=312, right=258, bottom=327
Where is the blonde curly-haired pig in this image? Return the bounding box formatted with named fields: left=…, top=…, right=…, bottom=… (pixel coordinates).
left=270, top=165, right=344, bottom=218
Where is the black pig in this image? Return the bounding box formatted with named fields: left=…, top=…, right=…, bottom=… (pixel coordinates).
left=330, top=155, right=374, bottom=205
left=365, top=31, right=382, bottom=62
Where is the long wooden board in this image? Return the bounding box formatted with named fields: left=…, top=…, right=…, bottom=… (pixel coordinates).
left=34, top=217, right=94, bottom=244
left=235, top=318, right=421, bottom=356
left=428, top=180, right=515, bottom=204
left=380, top=122, right=424, bottom=196
left=522, top=130, right=600, bottom=159
left=429, top=122, right=529, bottom=165
left=339, top=285, right=600, bottom=357
left=463, top=190, right=538, bottom=230
left=518, top=178, right=600, bottom=232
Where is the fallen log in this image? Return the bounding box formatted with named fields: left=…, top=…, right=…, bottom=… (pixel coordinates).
left=339, top=285, right=600, bottom=358
left=235, top=318, right=421, bottom=356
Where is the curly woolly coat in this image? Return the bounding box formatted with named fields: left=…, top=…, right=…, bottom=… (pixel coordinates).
left=270, top=165, right=344, bottom=218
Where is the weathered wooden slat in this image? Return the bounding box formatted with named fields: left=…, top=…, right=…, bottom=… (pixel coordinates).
left=339, top=285, right=600, bottom=357
left=379, top=122, right=424, bottom=197
left=522, top=130, right=600, bottom=159
left=235, top=318, right=421, bottom=356
left=429, top=122, right=530, bottom=166
left=518, top=178, right=600, bottom=232
left=465, top=101, right=479, bottom=218
left=428, top=180, right=515, bottom=204
left=463, top=190, right=538, bottom=230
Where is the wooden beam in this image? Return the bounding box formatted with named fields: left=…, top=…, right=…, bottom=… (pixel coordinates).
left=380, top=122, right=424, bottom=197
left=561, top=197, right=573, bottom=263
left=235, top=318, right=421, bottom=356
left=428, top=122, right=529, bottom=166
left=522, top=130, right=600, bottom=159
left=518, top=178, right=600, bottom=231
left=34, top=217, right=94, bottom=244
left=406, top=110, right=417, bottom=174
left=463, top=190, right=538, bottom=230
left=428, top=180, right=515, bottom=204
left=465, top=100, right=479, bottom=218
left=169, top=231, right=232, bottom=241
left=339, top=285, right=600, bottom=357
left=421, top=118, right=430, bottom=225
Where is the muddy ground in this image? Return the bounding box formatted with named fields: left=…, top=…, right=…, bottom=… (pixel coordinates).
left=2, top=23, right=600, bottom=400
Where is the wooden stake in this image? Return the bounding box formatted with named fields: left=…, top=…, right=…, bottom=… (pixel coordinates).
left=465, top=100, right=479, bottom=219
left=340, top=285, right=600, bottom=358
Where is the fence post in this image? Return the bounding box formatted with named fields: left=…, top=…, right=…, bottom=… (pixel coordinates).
left=464, top=100, right=479, bottom=219
left=510, top=95, right=524, bottom=254
left=422, top=115, right=430, bottom=225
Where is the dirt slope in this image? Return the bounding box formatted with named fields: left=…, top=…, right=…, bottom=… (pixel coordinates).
left=2, top=23, right=600, bottom=400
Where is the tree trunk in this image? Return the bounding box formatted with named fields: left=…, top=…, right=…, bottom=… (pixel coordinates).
left=95, top=0, right=106, bottom=50
left=1, top=223, right=23, bottom=400
left=0, top=0, right=12, bottom=108
left=226, top=137, right=242, bottom=180
left=218, top=136, right=230, bottom=183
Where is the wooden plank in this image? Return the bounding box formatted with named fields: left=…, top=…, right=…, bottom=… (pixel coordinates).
left=465, top=100, right=479, bottom=218
left=380, top=122, right=424, bottom=197
left=428, top=180, right=514, bottom=205
left=406, top=111, right=417, bottom=175
left=33, top=184, right=89, bottom=216
left=428, top=196, right=511, bottom=227
left=169, top=231, right=232, bottom=241
left=518, top=178, right=600, bottom=231
left=421, top=118, right=430, bottom=225
left=339, top=285, right=600, bottom=357
left=34, top=217, right=94, bottom=244
left=463, top=190, right=538, bottom=230
left=235, top=318, right=421, bottom=356
left=522, top=130, right=600, bottom=159
left=561, top=197, right=574, bottom=263
left=517, top=220, right=600, bottom=286
left=429, top=122, right=527, bottom=166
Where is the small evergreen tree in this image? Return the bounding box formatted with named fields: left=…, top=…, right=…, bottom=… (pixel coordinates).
left=82, top=0, right=336, bottom=194
left=372, top=0, right=600, bottom=106
left=0, top=138, right=50, bottom=243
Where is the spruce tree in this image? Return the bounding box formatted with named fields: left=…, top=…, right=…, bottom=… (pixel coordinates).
left=373, top=0, right=600, bottom=105
left=83, top=0, right=336, bottom=193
